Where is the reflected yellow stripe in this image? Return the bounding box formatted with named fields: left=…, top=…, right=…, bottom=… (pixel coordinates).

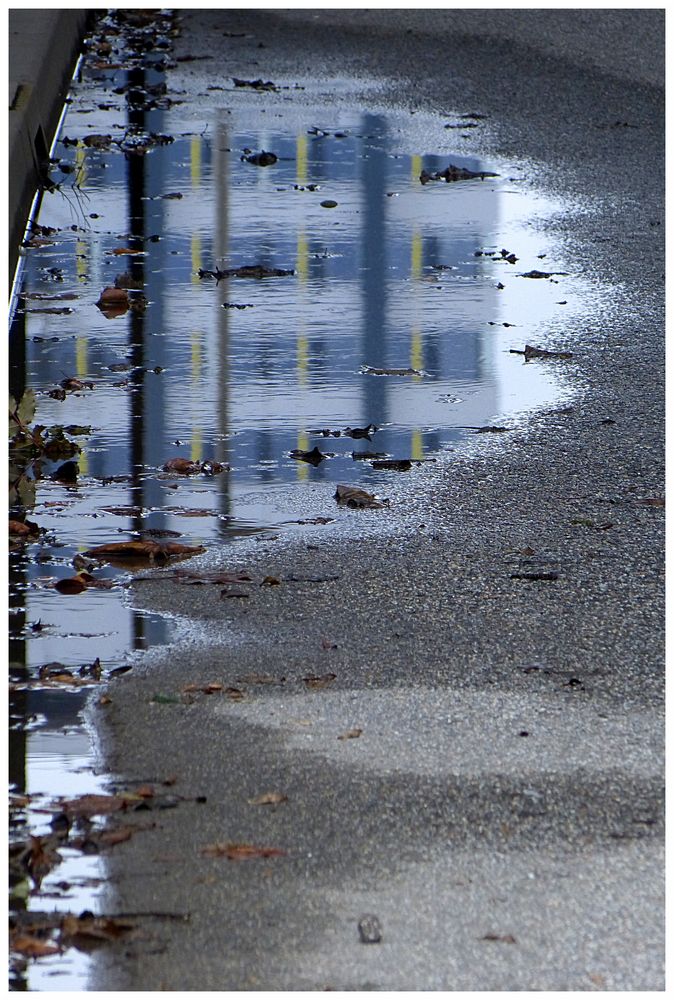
left=296, top=134, right=308, bottom=185
left=411, top=429, right=423, bottom=461
left=411, top=228, right=423, bottom=280
left=75, top=143, right=88, bottom=189
left=297, top=333, right=309, bottom=390
left=411, top=154, right=422, bottom=184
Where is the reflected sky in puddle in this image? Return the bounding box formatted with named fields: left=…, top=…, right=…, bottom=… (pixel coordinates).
left=9, top=24, right=601, bottom=988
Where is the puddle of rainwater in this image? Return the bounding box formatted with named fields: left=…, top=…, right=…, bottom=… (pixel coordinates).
left=8, top=11, right=604, bottom=989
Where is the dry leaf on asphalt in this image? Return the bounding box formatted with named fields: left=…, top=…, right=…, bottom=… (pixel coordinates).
left=247, top=792, right=288, bottom=806
left=183, top=682, right=224, bottom=695
left=338, top=728, right=362, bottom=740
left=334, top=485, right=388, bottom=509
left=201, top=842, right=286, bottom=860
left=303, top=673, right=337, bottom=689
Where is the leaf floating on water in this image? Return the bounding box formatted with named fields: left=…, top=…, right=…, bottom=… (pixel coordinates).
left=9, top=518, right=41, bottom=540
left=60, top=913, right=137, bottom=944
left=96, top=286, right=130, bottom=318
left=163, top=457, right=201, bottom=475
left=335, top=485, right=389, bottom=509
left=361, top=365, right=424, bottom=377
left=519, top=269, right=568, bottom=279
left=247, top=792, right=288, bottom=806
left=10, top=933, right=61, bottom=958
left=352, top=451, right=388, bottom=461
left=83, top=133, right=113, bottom=149
left=371, top=459, right=413, bottom=471
left=83, top=540, right=206, bottom=563
left=19, top=834, right=62, bottom=887
left=201, top=841, right=286, bottom=859
left=510, top=344, right=573, bottom=361
left=61, top=376, right=95, bottom=392
left=344, top=424, right=377, bottom=439
left=242, top=150, right=278, bottom=166
left=420, top=164, right=498, bottom=184
left=290, top=446, right=327, bottom=465
left=199, top=264, right=294, bottom=280
left=54, top=575, right=89, bottom=595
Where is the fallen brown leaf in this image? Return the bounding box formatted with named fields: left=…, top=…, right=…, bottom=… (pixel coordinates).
left=10, top=933, right=60, bottom=958
left=61, top=913, right=136, bottom=943
left=182, top=682, right=224, bottom=695
left=303, top=673, right=337, bottom=689
left=201, top=842, right=286, bottom=860
left=57, top=793, right=137, bottom=818
left=247, top=792, right=288, bottom=806
left=54, top=575, right=89, bottom=595
left=338, top=728, right=362, bottom=740
left=163, top=457, right=201, bottom=475
left=334, top=484, right=388, bottom=509
left=83, top=540, right=206, bottom=563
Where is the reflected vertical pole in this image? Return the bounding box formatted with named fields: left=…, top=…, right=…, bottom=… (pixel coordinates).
left=360, top=115, right=388, bottom=428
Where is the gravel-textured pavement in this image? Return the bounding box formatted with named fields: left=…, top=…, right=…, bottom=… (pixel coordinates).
left=90, top=9, right=664, bottom=991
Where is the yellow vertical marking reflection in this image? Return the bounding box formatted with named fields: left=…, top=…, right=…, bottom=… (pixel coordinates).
left=75, top=143, right=88, bottom=189
left=411, top=228, right=423, bottom=280
left=296, top=134, right=308, bottom=185
left=411, top=154, right=422, bottom=184
left=191, top=331, right=203, bottom=461
left=411, top=429, right=423, bottom=462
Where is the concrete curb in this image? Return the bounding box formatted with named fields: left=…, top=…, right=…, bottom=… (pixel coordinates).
left=9, top=9, right=92, bottom=289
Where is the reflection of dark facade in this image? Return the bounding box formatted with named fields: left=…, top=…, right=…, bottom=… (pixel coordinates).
left=17, top=99, right=498, bottom=530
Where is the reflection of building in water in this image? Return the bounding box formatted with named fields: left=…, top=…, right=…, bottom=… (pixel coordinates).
left=18, top=106, right=503, bottom=540
left=189, top=110, right=500, bottom=491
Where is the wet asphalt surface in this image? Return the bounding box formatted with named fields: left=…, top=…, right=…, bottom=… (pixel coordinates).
left=90, top=10, right=664, bottom=991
